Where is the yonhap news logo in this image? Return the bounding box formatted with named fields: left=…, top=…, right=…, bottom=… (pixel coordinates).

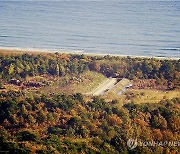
left=127, top=138, right=180, bottom=150
left=127, top=138, right=138, bottom=150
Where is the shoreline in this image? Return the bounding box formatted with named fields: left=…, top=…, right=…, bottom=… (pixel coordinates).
left=0, top=47, right=179, bottom=60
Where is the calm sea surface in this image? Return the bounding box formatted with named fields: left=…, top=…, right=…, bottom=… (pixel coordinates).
left=0, top=1, right=180, bottom=57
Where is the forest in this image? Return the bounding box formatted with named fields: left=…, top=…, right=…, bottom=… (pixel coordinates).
left=0, top=53, right=179, bottom=89
left=0, top=91, right=179, bottom=153
left=0, top=51, right=179, bottom=153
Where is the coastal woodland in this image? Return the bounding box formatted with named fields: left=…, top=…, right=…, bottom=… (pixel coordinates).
left=0, top=51, right=179, bottom=153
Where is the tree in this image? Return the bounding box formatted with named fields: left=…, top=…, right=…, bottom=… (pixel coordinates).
left=151, top=114, right=167, bottom=129
left=67, top=117, right=81, bottom=130
left=0, top=82, right=4, bottom=89
left=38, top=110, right=47, bottom=123
left=59, top=65, right=66, bottom=76
left=110, top=135, right=127, bottom=153
left=8, top=64, right=15, bottom=75
left=48, top=126, right=63, bottom=135
left=168, top=117, right=180, bottom=132
left=17, top=130, right=39, bottom=142
left=56, top=64, right=60, bottom=76
left=21, top=104, right=28, bottom=117
left=28, top=115, right=36, bottom=125
left=73, top=93, right=84, bottom=103
left=89, top=62, right=101, bottom=72
left=25, top=63, right=31, bottom=72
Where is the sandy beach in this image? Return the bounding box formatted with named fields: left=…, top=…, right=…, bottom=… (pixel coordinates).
left=0, top=47, right=179, bottom=60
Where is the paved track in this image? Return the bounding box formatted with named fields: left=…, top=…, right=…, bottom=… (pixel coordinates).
left=90, top=78, right=117, bottom=96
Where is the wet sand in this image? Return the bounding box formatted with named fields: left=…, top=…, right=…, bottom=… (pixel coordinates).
left=0, top=47, right=179, bottom=60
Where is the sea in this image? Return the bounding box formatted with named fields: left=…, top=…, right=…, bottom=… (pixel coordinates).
left=0, top=0, right=180, bottom=58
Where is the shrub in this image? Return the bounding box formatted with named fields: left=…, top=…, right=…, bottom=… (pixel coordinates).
left=17, top=130, right=39, bottom=142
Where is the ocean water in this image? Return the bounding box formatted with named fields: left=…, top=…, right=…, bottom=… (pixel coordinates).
left=0, top=0, right=180, bottom=57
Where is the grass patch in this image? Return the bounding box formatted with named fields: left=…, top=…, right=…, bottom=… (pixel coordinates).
left=40, top=71, right=107, bottom=94
left=103, top=89, right=180, bottom=107
left=126, top=89, right=180, bottom=103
